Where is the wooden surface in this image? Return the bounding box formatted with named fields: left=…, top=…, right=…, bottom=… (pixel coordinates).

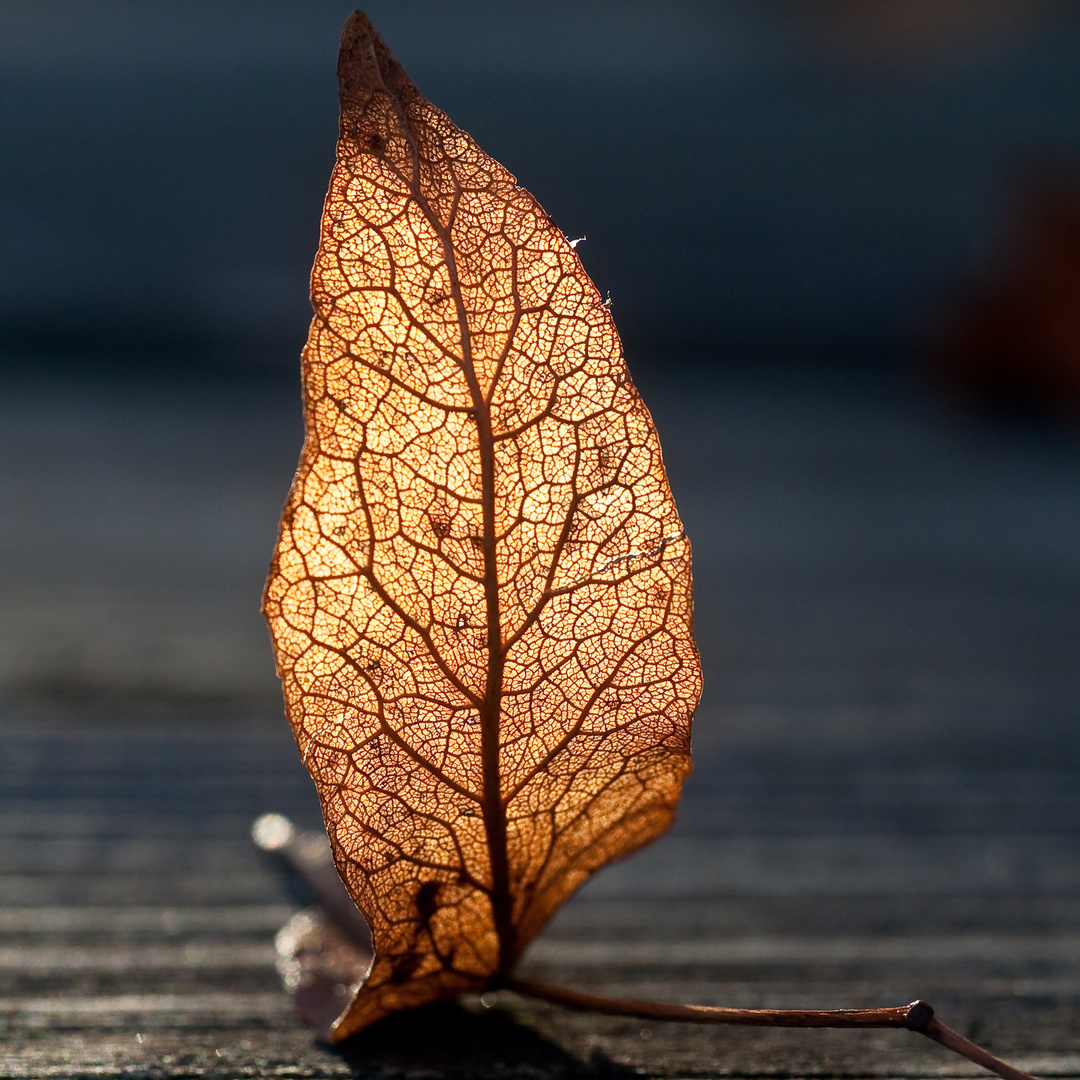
left=1, top=709, right=1078, bottom=1078
left=2, top=366, right=1079, bottom=1077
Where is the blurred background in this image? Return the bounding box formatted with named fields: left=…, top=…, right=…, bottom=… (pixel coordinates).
left=2, top=2, right=1080, bottom=1073
left=3, top=0, right=1080, bottom=708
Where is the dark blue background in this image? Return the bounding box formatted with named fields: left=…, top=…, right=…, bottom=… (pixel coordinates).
left=6, top=1, right=1080, bottom=365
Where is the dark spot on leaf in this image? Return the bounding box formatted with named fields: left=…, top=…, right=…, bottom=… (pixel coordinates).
left=415, top=881, right=441, bottom=928
left=390, top=951, right=421, bottom=983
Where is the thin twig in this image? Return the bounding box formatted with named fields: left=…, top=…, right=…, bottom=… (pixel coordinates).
left=506, top=977, right=929, bottom=1028
left=921, top=1017, right=1041, bottom=1080
left=506, top=978, right=1041, bottom=1080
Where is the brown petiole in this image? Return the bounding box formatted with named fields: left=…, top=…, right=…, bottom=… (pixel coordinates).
left=505, top=977, right=1040, bottom=1080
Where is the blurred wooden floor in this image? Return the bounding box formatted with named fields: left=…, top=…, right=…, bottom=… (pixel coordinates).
left=2, top=364, right=1079, bottom=1076
left=0, top=708, right=1078, bottom=1078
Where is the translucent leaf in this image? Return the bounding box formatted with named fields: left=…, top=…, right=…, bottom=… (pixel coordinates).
left=263, top=10, right=701, bottom=1040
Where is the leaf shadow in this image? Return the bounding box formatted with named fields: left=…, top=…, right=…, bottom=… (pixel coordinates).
left=330, top=999, right=637, bottom=1079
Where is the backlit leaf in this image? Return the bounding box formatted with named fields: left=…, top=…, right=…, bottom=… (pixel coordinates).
left=263, top=10, right=701, bottom=1040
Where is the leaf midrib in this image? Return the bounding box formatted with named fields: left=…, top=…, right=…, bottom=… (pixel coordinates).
left=380, top=74, right=516, bottom=975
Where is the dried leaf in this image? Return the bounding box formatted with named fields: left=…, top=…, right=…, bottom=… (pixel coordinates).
left=263, top=10, right=701, bottom=1040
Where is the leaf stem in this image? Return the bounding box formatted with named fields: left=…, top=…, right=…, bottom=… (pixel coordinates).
left=505, top=977, right=1041, bottom=1080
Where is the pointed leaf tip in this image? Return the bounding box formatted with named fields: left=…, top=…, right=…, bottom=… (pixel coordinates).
left=336, top=10, right=414, bottom=110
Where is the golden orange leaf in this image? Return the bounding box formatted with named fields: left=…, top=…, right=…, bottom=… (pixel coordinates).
left=263, top=10, right=701, bottom=1040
